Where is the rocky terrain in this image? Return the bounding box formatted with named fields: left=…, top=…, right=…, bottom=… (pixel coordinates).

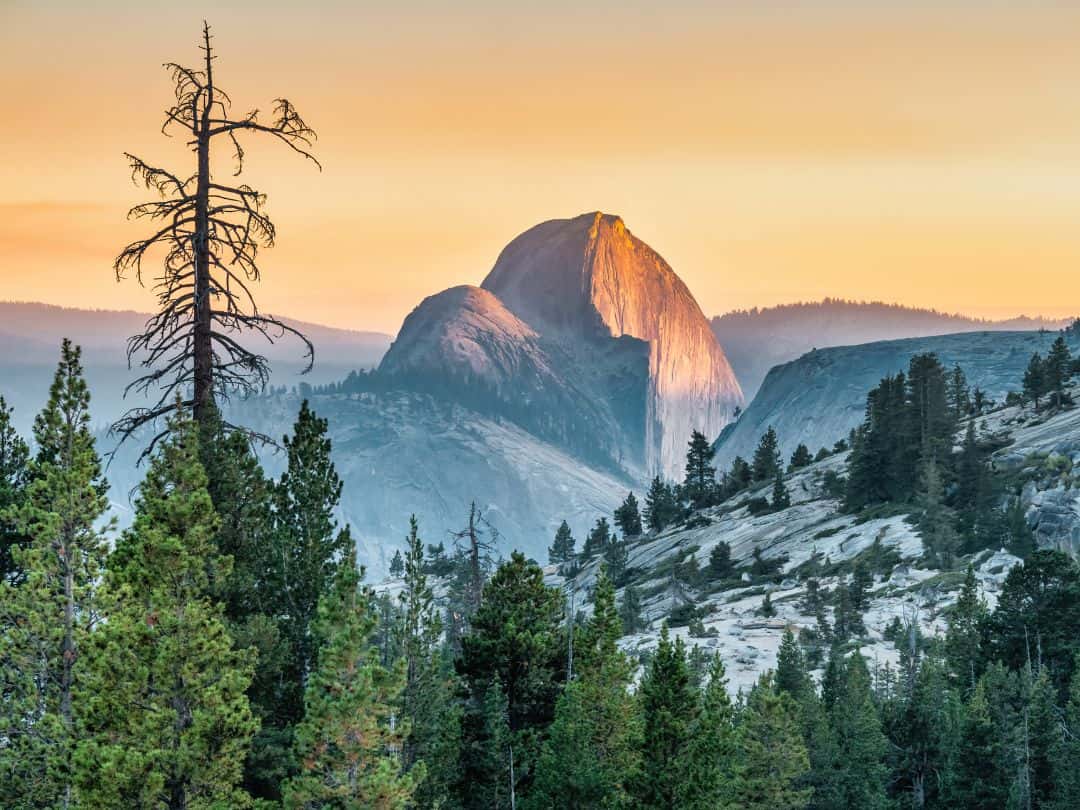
left=531, top=384, right=1080, bottom=693
left=482, top=212, right=743, bottom=479
left=712, top=299, right=1071, bottom=400
left=714, top=329, right=1080, bottom=473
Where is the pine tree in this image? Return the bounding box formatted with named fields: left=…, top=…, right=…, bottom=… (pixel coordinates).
left=952, top=665, right=1016, bottom=809
left=548, top=520, right=576, bottom=565
left=1051, top=654, right=1080, bottom=808
left=635, top=625, right=697, bottom=808
left=457, top=552, right=564, bottom=806
left=752, top=426, right=782, bottom=482
left=949, top=363, right=971, bottom=419
left=619, top=584, right=646, bottom=635
left=1046, top=335, right=1073, bottom=408
left=677, top=654, right=737, bottom=809
left=776, top=628, right=813, bottom=700
left=282, top=538, right=418, bottom=809
left=644, top=476, right=679, bottom=532
left=708, top=540, right=735, bottom=580
left=398, top=516, right=459, bottom=807
left=74, top=409, right=256, bottom=809
left=945, top=565, right=987, bottom=693
left=614, top=491, right=643, bottom=537
left=826, top=653, right=888, bottom=809
left=1024, top=352, right=1047, bottom=409
left=583, top=516, right=612, bottom=558
left=683, top=430, right=718, bottom=508
left=730, top=674, right=811, bottom=810
left=270, top=400, right=353, bottom=729
left=916, top=457, right=958, bottom=568
left=0, top=396, right=29, bottom=582
left=772, top=474, right=792, bottom=510
left=726, top=455, right=753, bottom=494
left=848, top=562, right=873, bottom=612
left=528, top=569, right=640, bottom=809
left=759, top=592, right=777, bottom=618
left=0, top=341, right=111, bottom=808
left=789, top=443, right=813, bottom=471
left=389, top=549, right=405, bottom=576
left=603, top=535, right=629, bottom=583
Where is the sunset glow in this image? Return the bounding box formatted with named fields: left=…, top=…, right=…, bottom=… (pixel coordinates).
left=3, top=1, right=1080, bottom=333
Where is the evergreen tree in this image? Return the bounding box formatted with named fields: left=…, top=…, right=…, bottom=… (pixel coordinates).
left=456, top=552, right=564, bottom=806
left=635, top=625, right=697, bottom=808
left=986, top=550, right=1080, bottom=696
left=789, top=443, right=813, bottom=471
left=772, top=474, right=791, bottom=510
left=74, top=409, right=256, bottom=809
left=752, top=426, right=782, bottom=482
left=548, top=520, right=576, bottom=566
left=0, top=341, right=111, bottom=808
left=730, top=674, right=811, bottom=810
left=683, top=430, right=718, bottom=508
left=848, top=562, right=873, bottom=612
left=827, top=653, right=889, bottom=809
left=725, top=455, right=753, bottom=494
left=945, top=565, right=987, bottom=693
left=677, top=654, right=736, bottom=809
left=270, top=400, right=353, bottom=730
left=948, top=363, right=971, bottom=419
left=583, top=516, right=611, bottom=558
left=191, top=405, right=288, bottom=800
left=888, top=656, right=962, bottom=809
left=916, top=457, right=958, bottom=569
left=952, top=664, right=1018, bottom=808
left=613, top=491, right=643, bottom=537
left=759, top=592, right=777, bottom=618
left=1045, top=335, right=1073, bottom=408
left=390, top=549, right=404, bottom=576
left=1051, top=654, right=1080, bottom=808
left=603, top=534, right=629, bottom=583
left=1024, top=352, right=1047, bottom=408
left=619, top=584, right=646, bottom=635
left=643, top=476, right=679, bottom=533
left=1004, top=496, right=1036, bottom=557
left=776, top=628, right=813, bottom=700
left=708, top=540, right=735, bottom=580
left=282, top=538, right=417, bottom=809
left=528, top=569, right=640, bottom=809
left=398, top=516, right=460, bottom=807
left=0, top=396, right=29, bottom=582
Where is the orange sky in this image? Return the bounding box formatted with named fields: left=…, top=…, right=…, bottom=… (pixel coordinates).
left=2, top=1, right=1080, bottom=334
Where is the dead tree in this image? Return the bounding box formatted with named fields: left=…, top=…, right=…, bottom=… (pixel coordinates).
left=450, top=501, right=499, bottom=616
left=113, top=21, right=320, bottom=457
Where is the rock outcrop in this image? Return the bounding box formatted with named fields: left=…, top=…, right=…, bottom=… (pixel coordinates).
left=482, top=212, right=743, bottom=479
left=715, top=330, right=1080, bottom=472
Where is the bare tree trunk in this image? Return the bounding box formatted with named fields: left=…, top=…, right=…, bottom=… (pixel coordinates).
left=192, top=24, right=215, bottom=425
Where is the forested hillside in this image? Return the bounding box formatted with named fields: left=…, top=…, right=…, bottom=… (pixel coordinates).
left=6, top=326, right=1080, bottom=807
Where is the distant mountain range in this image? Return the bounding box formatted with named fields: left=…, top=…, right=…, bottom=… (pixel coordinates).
left=0, top=301, right=391, bottom=435
left=712, top=299, right=1073, bottom=400
left=713, top=329, right=1080, bottom=472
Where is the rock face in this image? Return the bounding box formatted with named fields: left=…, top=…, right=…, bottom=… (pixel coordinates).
left=379, top=284, right=648, bottom=475
left=482, top=212, right=743, bottom=479
left=715, top=330, right=1080, bottom=472
left=231, top=391, right=631, bottom=575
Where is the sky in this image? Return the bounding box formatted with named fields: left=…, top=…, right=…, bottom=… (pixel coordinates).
left=2, top=1, right=1080, bottom=335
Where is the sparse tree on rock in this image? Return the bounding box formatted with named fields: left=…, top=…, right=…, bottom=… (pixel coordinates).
left=614, top=491, right=643, bottom=537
